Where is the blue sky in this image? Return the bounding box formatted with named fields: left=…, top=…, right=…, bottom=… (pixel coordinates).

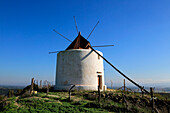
left=0, top=0, right=170, bottom=87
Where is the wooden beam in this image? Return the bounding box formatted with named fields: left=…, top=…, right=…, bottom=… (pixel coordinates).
left=89, top=46, right=150, bottom=94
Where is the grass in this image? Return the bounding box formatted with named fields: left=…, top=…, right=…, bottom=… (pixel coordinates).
left=16, top=98, right=107, bottom=113
left=0, top=90, right=170, bottom=113
left=0, top=92, right=108, bottom=113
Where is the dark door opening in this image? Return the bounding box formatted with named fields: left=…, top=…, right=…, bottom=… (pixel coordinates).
left=98, top=75, right=102, bottom=89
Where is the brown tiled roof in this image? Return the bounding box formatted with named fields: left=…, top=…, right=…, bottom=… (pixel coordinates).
left=66, top=32, right=91, bottom=50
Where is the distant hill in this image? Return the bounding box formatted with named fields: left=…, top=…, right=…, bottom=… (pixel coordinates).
left=0, top=85, right=25, bottom=95
left=107, top=86, right=170, bottom=93
left=164, top=87, right=170, bottom=92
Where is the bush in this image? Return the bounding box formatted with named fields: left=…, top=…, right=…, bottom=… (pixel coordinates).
left=0, top=95, right=7, bottom=101
left=8, top=90, right=14, bottom=98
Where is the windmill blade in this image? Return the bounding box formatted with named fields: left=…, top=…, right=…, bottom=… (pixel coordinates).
left=53, top=29, right=72, bottom=42
left=87, top=21, right=99, bottom=40
left=73, top=16, right=79, bottom=34
left=49, top=50, right=62, bottom=54
left=92, top=45, right=114, bottom=48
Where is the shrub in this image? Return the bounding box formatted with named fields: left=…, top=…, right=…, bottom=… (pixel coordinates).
left=8, top=90, right=14, bottom=98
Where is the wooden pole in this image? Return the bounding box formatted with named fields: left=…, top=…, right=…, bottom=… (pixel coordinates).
left=73, top=16, right=79, bottom=34
left=165, top=97, right=170, bottom=113
left=40, top=80, right=42, bottom=89
left=69, top=85, right=75, bottom=101
left=98, top=86, right=101, bottom=103
left=37, top=80, right=38, bottom=86
left=110, top=80, right=113, bottom=89
left=167, top=99, right=169, bottom=113
left=30, top=78, right=34, bottom=94
left=122, top=92, right=128, bottom=112
left=168, top=105, right=170, bottom=113
left=141, top=86, right=144, bottom=98
left=150, top=87, right=154, bottom=113
left=89, top=46, right=150, bottom=94
left=124, top=79, right=125, bottom=92
left=87, top=21, right=99, bottom=39
left=46, top=81, right=49, bottom=95
left=69, top=91, right=71, bottom=101
left=44, top=80, right=47, bottom=88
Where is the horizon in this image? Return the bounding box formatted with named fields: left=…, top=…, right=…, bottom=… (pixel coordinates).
left=0, top=0, right=170, bottom=88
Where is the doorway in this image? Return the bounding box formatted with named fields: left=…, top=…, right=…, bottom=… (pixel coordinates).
left=98, top=75, right=102, bottom=89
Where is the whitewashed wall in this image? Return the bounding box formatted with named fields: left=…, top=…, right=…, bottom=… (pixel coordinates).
left=54, top=49, right=106, bottom=91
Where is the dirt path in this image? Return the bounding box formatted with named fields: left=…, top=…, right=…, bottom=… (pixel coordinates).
left=47, top=94, right=59, bottom=98
left=14, top=96, right=20, bottom=108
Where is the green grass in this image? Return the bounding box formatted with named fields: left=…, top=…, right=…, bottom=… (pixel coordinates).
left=1, top=96, right=18, bottom=113
left=16, top=98, right=107, bottom=113
left=1, top=92, right=108, bottom=113
left=1, top=91, right=169, bottom=113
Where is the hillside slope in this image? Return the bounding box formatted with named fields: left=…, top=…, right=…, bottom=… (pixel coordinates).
left=0, top=90, right=170, bottom=113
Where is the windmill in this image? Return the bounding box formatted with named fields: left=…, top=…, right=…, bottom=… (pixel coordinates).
left=51, top=17, right=150, bottom=94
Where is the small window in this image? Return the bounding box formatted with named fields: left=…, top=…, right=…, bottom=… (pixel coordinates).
left=98, top=55, right=100, bottom=60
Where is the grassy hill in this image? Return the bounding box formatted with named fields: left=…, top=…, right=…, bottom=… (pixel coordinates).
left=0, top=90, right=170, bottom=113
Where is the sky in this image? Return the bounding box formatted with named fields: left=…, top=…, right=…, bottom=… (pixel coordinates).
left=0, top=0, right=170, bottom=87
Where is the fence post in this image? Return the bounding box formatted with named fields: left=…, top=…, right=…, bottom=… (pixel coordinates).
left=141, top=86, right=144, bottom=98
left=30, top=78, right=34, bottom=94
left=110, top=80, right=113, bottom=89
left=46, top=81, right=49, bottom=95
left=40, top=80, right=42, bottom=89
left=98, top=86, right=101, bottom=103
left=168, top=105, right=170, bottom=113
left=124, top=79, right=126, bottom=92
left=69, top=85, right=75, bottom=101
left=37, top=80, right=38, bottom=87
left=165, top=97, right=170, bottom=113
left=150, top=87, right=154, bottom=113
left=122, top=92, right=128, bottom=113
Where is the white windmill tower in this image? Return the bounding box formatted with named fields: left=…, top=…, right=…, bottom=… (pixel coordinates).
left=50, top=18, right=113, bottom=91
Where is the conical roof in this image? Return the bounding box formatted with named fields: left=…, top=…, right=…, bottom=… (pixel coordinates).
left=66, top=32, right=91, bottom=50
